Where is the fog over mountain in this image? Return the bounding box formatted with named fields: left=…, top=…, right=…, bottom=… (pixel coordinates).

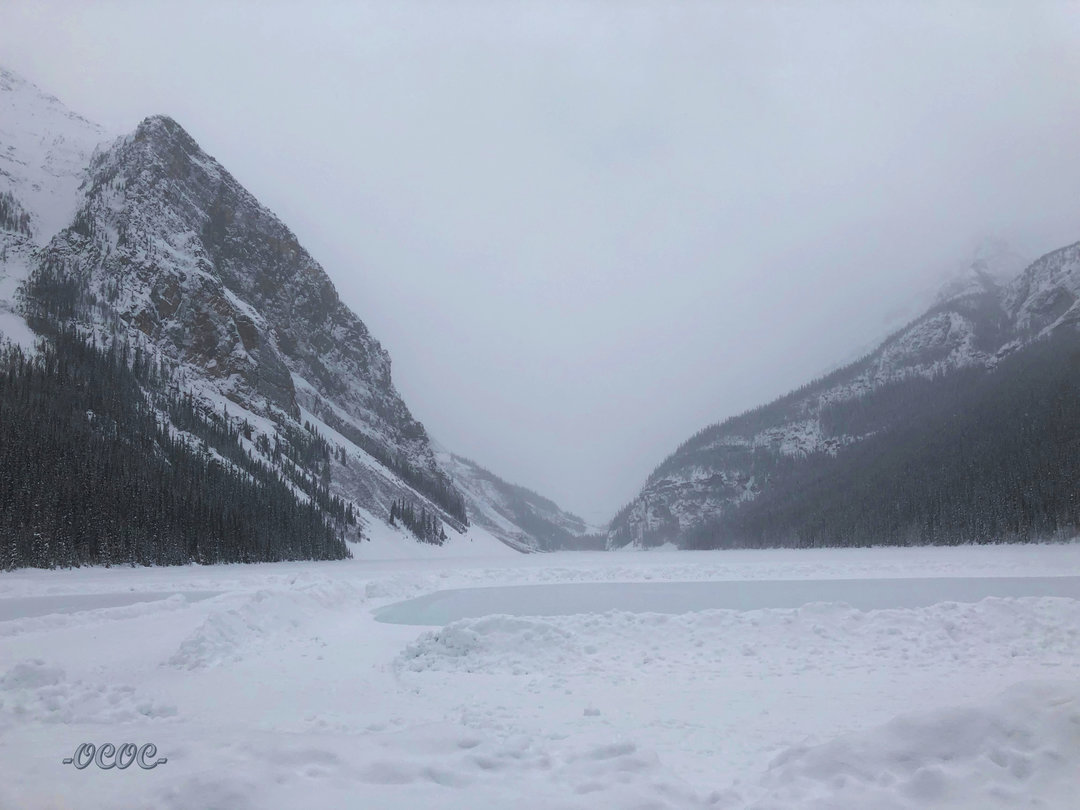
left=3, top=2, right=1079, bottom=523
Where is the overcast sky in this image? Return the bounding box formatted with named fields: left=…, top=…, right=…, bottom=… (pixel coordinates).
left=2, top=1, right=1079, bottom=523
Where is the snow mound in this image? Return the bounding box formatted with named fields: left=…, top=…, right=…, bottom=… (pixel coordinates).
left=398, top=615, right=580, bottom=674
left=166, top=580, right=365, bottom=670
left=0, top=659, right=177, bottom=725
left=751, top=680, right=1080, bottom=809
left=396, top=597, right=1080, bottom=677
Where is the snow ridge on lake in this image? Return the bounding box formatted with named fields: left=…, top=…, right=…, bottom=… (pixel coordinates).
left=396, top=597, right=1080, bottom=677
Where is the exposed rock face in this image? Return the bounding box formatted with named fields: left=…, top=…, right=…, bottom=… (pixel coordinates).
left=609, top=242, right=1080, bottom=549
left=1005, top=242, right=1080, bottom=337
left=29, top=113, right=465, bottom=522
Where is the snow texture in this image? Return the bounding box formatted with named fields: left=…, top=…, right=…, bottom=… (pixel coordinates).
left=0, top=66, right=108, bottom=243
left=0, top=544, right=1078, bottom=809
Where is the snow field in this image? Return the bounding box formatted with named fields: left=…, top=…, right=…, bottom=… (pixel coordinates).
left=0, top=545, right=1078, bottom=809
left=0, top=659, right=178, bottom=726
left=749, top=681, right=1080, bottom=810
left=396, top=597, right=1080, bottom=678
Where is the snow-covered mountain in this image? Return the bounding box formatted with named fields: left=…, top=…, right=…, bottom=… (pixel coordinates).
left=609, top=239, right=1080, bottom=548
left=35, top=112, right=468, bottom=526
left=0, top=66, right=574, bottom=560
left=435, top=446, right=596, bottom=552
left=934, top=237, right=1028, bottom=304
left=1005, top=241, right=1080, bottom=338
left=0, top=67, right=109, bottom=351
left=0, top=67, right=107, bottom=242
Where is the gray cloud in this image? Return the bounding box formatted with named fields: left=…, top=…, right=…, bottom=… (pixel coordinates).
left=3, top=1, right=1079, bottom=522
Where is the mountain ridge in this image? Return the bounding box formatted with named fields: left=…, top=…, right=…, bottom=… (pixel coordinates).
left=608, top=238, right=1080, bottom=549
left=435, top=445, right=596, bottom=552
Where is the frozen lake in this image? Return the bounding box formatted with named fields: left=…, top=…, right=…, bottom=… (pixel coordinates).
left=3, top=546, right=1079, bottom=809
left=0, top=590, right=220, bottom=621
left=374, top=575, right=1080, bottom=625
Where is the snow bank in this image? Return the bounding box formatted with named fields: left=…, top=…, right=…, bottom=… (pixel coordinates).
left=0, top=659, right=177, bottom=725
left=751, top=680, right=1080, bottom=809
left=399, top=614, right=581, bottom=674
left=2, top=548, right=1078, bottom=809
left=396, top=600, right=1080, bottom=809
left=396, top=597, right=1080, bottom=677
left=167, top=580, right=366, bottom=670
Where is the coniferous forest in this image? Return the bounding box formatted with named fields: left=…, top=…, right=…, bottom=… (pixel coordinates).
left=0, top=190, right=32, bottom=237
left=0, top=329, right=351, bottom=569
left=389, top=497, right=447, bottom=545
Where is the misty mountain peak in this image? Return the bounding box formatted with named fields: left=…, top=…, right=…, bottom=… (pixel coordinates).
left=970, top=236, right=1028, bottom=282
left=934, top=237, right=1027, bottom=306
left=0, top=64, right=108, bottom=242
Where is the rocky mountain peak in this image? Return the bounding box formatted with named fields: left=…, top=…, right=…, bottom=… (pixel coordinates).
left=8, top=94, right=483, bottom=532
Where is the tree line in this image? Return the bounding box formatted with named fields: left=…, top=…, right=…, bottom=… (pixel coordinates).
left=389, top=498, right=446, bottom=545
left=0, top=328, right=351, bottom=569
left=0, top=191, right=32, bottom=237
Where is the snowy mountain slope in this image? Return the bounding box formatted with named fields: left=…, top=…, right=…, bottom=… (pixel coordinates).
left=0, top=239, right=38, bottom=351
left=609, top=239, right=1080, bottom=548
left=0, top=67, right=109, bottom=352
left=1004, top=240, right=1080, bottom=338
left=435, top=446, right=595, bottom=552
left=0, top=67, right=107, bottom=244
left=934, top=236, right=1028, bottom=305
left=0, top=66, right=534, bottom=560
left=811, top=238, right=1028, bottom=378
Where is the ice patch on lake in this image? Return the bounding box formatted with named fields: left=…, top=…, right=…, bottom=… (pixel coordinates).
left=375, top=576, right=1080, bottom=625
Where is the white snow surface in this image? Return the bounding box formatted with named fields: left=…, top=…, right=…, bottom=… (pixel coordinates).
left=0, top=210, right=38, bottom=352
left=0, top=67, right=108, bottom=243
left=1, top=543, right=1079, bottom=809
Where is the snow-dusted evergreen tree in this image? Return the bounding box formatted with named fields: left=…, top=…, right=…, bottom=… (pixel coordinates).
left=389, top=498, right=447, bottom=545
